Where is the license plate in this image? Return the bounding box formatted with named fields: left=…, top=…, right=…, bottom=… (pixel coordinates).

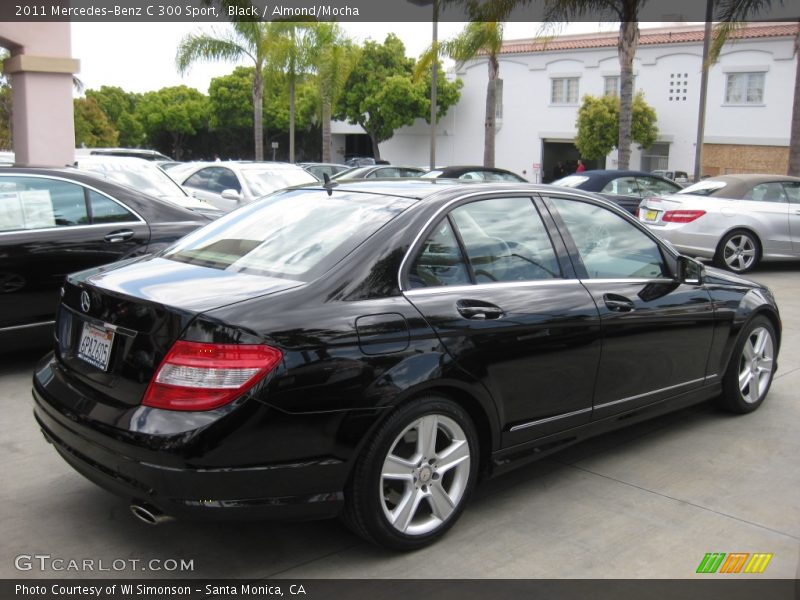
left=77, top=323, right=115, bottom=371
left=644, top=209, right=659, bottom=222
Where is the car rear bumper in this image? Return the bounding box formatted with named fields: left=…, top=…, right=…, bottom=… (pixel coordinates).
left=644, top=225, right=718, bottom=259
left=32, top=355, right=350, bottom=521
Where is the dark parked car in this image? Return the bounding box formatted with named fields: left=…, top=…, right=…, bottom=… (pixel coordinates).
left=553, top=169, right=683, bottom=214
left=422, top=165, right=527, bottom=182
left=33, top=180, right=780, bottom=551
left=0, top=168, right=210, bottom=348
left=331, top=165, right=426, bottom=180
left=299, top=162, right=350, bottom=180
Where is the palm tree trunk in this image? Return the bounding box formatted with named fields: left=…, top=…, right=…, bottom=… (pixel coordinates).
left=617, top=20, right=639, bottom=171
left=289, top=72, right=296, bottom=163
left=484, top=54, right=498, bottom=168
left=253, top=67, right=264, bottom=162
left=322, top=99, right=332, bottom=163
left=788, top=31, right=800, bottom=176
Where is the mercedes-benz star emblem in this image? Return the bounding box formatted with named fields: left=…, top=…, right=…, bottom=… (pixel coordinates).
left=80, top=290, right=91, bottom=313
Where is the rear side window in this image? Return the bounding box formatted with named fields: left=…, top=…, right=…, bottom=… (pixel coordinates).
left=451, top=197, right=561, bottom=282
left=744, top=182, right=787, bottom=203
left=89, top=191, right=137, bottom=223
left=409, top=219, right=471, bottom=289
left=0, top=176, right=88, bottom=230
left=549, top=197, right=668, bottom=279
left=164, top=189, right=414, bottom=281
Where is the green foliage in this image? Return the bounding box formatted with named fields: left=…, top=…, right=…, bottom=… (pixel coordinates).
left=135, top=86, right=209, bottom=158
left=74, top=97, right=119, bottom=147
left=86, top=86, right=145, bottom=147
left=575, top=95, right=619, bottom=160
left=575, top=92, right=659, bottom=160
left=336, top=34, right=461, bottom=149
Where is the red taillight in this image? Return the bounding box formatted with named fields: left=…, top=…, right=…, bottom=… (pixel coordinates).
left=662, top=209, right=706, bottom=223
left=142, top=341, right=282, bottom=411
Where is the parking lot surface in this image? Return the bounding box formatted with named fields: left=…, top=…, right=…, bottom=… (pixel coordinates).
left=2, top=264, right=799, bottom=580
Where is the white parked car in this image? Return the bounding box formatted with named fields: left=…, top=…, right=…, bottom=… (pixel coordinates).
left=74, top=156, right=222, bottom=219
left=638, top=174, right=800, bottom=273
left=170, top=161, right=317, bottom=212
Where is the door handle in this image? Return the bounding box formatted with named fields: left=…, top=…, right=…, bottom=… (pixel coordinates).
left=456, top=300, right=505, bottom=320
left=603, top=293, right=635, bottom=312
left=104, top=229, right=135, bottom=243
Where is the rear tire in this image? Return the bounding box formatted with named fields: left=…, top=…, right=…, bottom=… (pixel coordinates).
left=343, top=396, right=478, bottom=551
left=714, top=230, right=760, bottom=273
left=717, top=316, right=777, bottom=414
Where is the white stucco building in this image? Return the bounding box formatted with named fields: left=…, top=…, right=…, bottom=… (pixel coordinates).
left=334, top=22, right=798, bottom=180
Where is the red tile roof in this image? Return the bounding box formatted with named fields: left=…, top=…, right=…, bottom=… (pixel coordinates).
left=498, top=22, right=799, bottom=55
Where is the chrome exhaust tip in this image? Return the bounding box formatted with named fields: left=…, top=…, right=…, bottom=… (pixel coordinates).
left=129, top=502, right=173, bottom=525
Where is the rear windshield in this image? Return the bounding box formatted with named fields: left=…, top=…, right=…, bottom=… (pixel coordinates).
left=678, top=180, right=727, bottom=196
left=163, top=189, right=414, bottom=281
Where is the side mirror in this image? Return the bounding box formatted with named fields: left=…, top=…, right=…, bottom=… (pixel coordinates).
left=220, top=189, right=241, bottom=201
left=677, top=255, right=704, bottom=284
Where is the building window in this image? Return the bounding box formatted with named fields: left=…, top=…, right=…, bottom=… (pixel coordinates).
left=725, top=72, right=765, bottom=105
left=668, top=72, right=689, bottom=102
left=551, top=77, right=579, bottom=104
left=495, top=78, right=503, bottom=119
left=604, top=76, right=620, bottom=97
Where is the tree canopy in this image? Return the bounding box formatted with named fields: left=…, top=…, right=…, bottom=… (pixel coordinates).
left=134, top=85, right=209, bottom=159
left=74, top=97, right=119, bottom=148
left=575, top=92, right=658, bottom=161
left=336, top=34, right=461, bottom=160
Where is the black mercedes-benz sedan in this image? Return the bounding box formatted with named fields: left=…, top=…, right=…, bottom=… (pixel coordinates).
left=32, top=179, right=780, bottom=550
left=1, top=168, right=211, bottom=349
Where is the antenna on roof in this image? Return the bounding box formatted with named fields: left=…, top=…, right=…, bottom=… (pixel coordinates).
left=322, top=172, right=338, bottom=197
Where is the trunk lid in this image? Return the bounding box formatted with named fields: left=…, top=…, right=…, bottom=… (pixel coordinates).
left=55, top=256, right=301, bottom=408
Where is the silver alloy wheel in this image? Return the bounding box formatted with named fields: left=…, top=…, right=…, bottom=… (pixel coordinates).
left=738, top=326, right=774, bottom=403
left=379, top=414, right=471, bottom=536
left=723, top=234, right=757, bottom=272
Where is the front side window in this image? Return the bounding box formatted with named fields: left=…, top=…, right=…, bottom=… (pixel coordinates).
left=725, top=72, right=765, bottom=105
left=551, top=77, right=579, bottom=104
left=782, top=181, right=800, bottom=203
left=601, top=177, right=640, bottom=197
left=0, top=176, right=88, bottom=231
left=549, top=197, right=668, bottom=279
left=451, top=197, right=561, bottom=283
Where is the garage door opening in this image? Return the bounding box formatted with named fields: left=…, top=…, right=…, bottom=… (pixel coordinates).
left=542, top=141, right=604, bottom=183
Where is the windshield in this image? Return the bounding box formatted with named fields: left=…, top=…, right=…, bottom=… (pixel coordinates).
left=552, top=175, right=589, bottom=188
left=678, top=180, right=728, bottom=196
left=240, top=167, right=316, bottom=197
left=163, top=189, right=414, bottom=281
left=80, top=161, right=189, bottom=198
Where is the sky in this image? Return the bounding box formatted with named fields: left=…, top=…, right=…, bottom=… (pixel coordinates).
left=70, top=21, right=627, bottom=95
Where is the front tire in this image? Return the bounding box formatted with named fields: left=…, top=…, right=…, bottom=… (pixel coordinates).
left=714, top=230, right=760, bottom=273
left=718, top=316, right=777, bottom=413
left=343, top=396, right=478, bottom=550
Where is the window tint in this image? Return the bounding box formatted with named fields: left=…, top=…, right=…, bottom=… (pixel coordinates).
left=635, top=176, right=681, bottom=197
left=0, top=176, right=88, bottom=231
left=451, top=197, right=561, bottom=282
left=601, top=176, right=640, bottom=196
left=744, top=182, right=787, bottom=203
left=549, top=197, right=668, bottom=279
left=782, top=182, right=800, bottom=203
left=408, top=218, right=471, bottom=289
left=89, top=190, right=137, bottom=223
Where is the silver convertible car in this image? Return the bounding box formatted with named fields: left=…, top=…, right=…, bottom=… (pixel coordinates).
left=638, top=174, right=800, bottom=273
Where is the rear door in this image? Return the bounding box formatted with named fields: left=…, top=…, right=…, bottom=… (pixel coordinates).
left=0, top=174, right=149, bottom=334
left=403, top=194, right=602, bottom=446
left=542, top=194, right=715, bottom=420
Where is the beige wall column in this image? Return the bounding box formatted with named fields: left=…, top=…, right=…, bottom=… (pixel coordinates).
left=0, top=23, right=78, bottom=167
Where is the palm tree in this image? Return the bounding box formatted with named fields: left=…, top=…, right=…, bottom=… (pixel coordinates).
left=311, top=24, right=358, bottom=163
left=269, top=22, right=318, bottom=163
left=419, top=21, right=504, bottom=167
left=710, top=0, right=799, bottom=176
left=541, top=0, right=644, bottom=170
left=176, top=22, right=274, bottom=161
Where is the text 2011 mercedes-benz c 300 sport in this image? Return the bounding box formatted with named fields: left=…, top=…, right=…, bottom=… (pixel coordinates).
left=33, top=179, right=781, bottom=550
